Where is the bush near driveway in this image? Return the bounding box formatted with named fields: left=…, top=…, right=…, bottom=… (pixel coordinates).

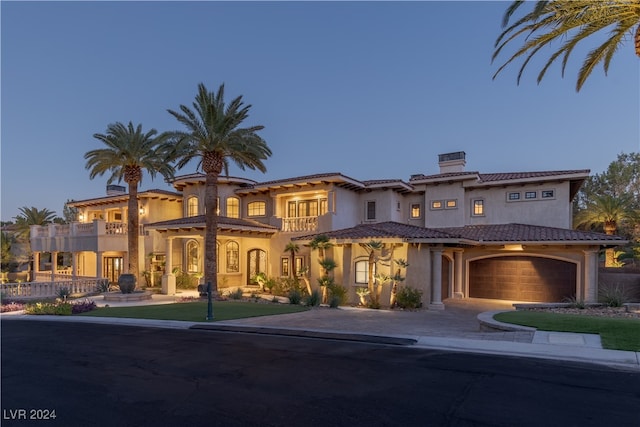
left=495, top=311, right=640, bottom=352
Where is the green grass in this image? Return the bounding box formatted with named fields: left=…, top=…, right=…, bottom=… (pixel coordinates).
left=494, top=311, right=640, bottom=352
left=77, top=301, right=309, bottom=322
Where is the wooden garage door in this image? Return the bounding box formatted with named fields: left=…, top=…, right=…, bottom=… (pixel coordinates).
left=469, top=256, right=576, bottom=302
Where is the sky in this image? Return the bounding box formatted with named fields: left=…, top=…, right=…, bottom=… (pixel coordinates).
left=1, top=1, right=639, bottom=222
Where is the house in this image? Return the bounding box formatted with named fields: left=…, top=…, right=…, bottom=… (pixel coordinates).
left=29, top=152, right=624, bottom=306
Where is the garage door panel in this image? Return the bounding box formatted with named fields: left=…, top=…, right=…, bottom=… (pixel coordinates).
left=469, top=256, right=576, bottom=302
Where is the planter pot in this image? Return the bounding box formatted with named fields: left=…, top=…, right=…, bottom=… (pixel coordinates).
left=118, top=274, right=137, bottom=294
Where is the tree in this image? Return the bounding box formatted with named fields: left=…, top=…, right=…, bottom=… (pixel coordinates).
left=167, top=83, right=271, bottom=294
left=389, top=258, right=409, bottom=308
left=1, top=231, right=16, bottom=269
left=13, top=206, right=57, bottom=240
left=62, top=200, right=79, bottom=224
left=310, top=235, right=334, bottom=303
left=493, top=1, right=640, bottom=92
left=85, top=122, right=174, bottom=281
left=284, top=242, right=300, bottom=277
left=361, top=240, right=384, bottom=308
left=574, top=194, right=639, bottom=266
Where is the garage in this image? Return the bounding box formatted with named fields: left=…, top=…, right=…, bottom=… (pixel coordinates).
left=469, top=256, right=576, bottom=302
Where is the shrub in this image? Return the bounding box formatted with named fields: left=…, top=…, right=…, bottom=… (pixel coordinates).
left=396, top=286, right=423, bottom=309
left=328, top=283, right=347, bottom=306
left=328, top=295, right=342, bottom=308
left=25, top=301, right=73, bottom=315
left=227, top=288, right=244, bottom=300
left=288, top=288, right=302, bottom=305
left=1, top=301, right=25, bottom=313
left=57, top=287, right=71, bottom=300
left=175, top=270, right=198, bottom=290
left=95, top=280, right=111, bottom=293
left=599, top=283, right=630, bottom=307
left=563, top=295, right=586, bottom=309
left=71, top=299, right=97, bottom=314
left=304, top=289, right=321, bottom=307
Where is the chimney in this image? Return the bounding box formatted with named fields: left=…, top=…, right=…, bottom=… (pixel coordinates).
left=106, top=184, right=127, bottom=196
left=438, top=151, right=466, bottom=174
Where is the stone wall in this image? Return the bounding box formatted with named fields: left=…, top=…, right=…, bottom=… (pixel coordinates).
left=599, top=268, right=640, bottom=302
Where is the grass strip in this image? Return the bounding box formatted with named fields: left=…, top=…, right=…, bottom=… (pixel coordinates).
left=77, top=301, right=309, bottom=322
left=494, top=311, right=640, bottom=352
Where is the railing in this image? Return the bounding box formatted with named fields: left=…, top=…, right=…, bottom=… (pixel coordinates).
left=1, top=278, right=109, bottom=299
left=282, top=216, right=318, bottom=232
left=105, top=222, right=127, bottom=234
left=33, top=271, right=74, bottom=282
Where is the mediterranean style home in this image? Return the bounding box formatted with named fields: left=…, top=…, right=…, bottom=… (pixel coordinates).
left=29, top=152, right=624, bottom=307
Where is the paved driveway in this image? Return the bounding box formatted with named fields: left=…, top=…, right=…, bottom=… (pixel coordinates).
left=217, top=298, right=534, bottom=343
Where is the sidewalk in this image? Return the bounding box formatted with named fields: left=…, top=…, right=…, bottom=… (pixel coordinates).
left=3, top=294, right=639, bottom=371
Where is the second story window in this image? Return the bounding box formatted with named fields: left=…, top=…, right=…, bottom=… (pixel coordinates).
left=226, top=197, right=239, bottom=218
left=187, top=196, right=199, bottom=217
left=247, top=201, right=266, bottom=217
left=472, top=199, right=484, bottom=216
left=410, top=203, right=421, bottom=219
left=507, top=192, right=520, bottom=201
left=366, top=201, right=376, bottom=221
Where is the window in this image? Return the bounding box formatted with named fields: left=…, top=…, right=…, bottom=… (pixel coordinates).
left=295, top=256, right=305, bottom=276
left=525, top=191, right=537, bottom=199
left=446, top=200, right=457, bottom=209
left=226, top=241, right=239, bottom=273
left=226, top=197, right=239, bottom=218
left=355, top=260, right=375, bottom=284
left=410, top=203, right=421, bottom=219
left=507, top=192, right=520, bottom=201
left=472, top=199, right=484, bottom=216
left=187, top=196, right=198, bottom=217
left=366, top=201, right=376, bottom=221
left=287, top=198, right=328, bottom=218
left=186, top=240, right=199, bottom=273
left=541, top=190, right=555, bottom=198
left=431, top=200, right=443, bottom=210
left=281, top=257, right=290, bottom=277
left=247, top=201, right=266, bottom=217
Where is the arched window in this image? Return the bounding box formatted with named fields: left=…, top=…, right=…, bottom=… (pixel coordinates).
left=247, top=249, right=267, bottom=285
left=247, top=201, right=266, bottom=217
left=186, top=240, right=199, bottom=273
left=226, top=241, right=239, bottom=273
left=187, top=196, right=198, bottom=217
left=226, top=197, right=240, bottom=218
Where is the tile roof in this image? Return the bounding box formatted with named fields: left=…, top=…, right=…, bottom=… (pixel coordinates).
left=440, top=223, right=624, bottom=243
left=294, top=221, right=455, bottom=241
left=409, top=171, right=479, bottom=181
left=477, top=170, right=590, bottom=182
left=146, top=215, right=277, bottom=232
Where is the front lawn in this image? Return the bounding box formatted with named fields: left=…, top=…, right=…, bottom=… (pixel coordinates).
left=78, top=301, right=309, bottom=322
left=494, top=311, right=640, bottom=352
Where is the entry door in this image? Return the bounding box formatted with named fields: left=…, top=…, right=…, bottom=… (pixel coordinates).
left=247, top=249, right=266, bottom=285
left=104, top=256, right=123, bottom=284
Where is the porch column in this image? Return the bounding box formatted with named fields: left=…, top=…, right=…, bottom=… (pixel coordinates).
left=72, top=252, right=78, bottom=280
left=430, top=247, right=444, bottom=310
left=51, top=251, right=58, bottom=282
left=162, top=237, right=176, bottom=295
left=583, top=249, right=599, bottom=303
left=453, top=249, right=464, bottom=299
left=96, top=252, right=104, bottom=279
left=33, top=251, right=41, bottom=279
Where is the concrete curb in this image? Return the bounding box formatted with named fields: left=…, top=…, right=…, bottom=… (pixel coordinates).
left=477, top=310, right=536, bottom=332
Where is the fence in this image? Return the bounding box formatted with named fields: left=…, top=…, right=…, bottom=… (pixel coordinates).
left=0, top=278, right=109, bottom=299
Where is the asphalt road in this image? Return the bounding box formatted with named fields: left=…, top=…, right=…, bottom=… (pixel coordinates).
left=2, top=320, right=639, bottom=427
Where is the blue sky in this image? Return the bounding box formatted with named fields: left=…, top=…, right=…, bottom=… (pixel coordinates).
left=1, top=1, right=638, bottom=222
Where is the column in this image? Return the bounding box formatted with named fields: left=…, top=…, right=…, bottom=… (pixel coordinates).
left=162, top=237, right=176, bottom=295
left=430, top=247, right=444, bottom=310
left=96, top=251, right=104, bottom=279
left=453, top=250, right=464, bottom=299
left=583, top=249, right=599, bottom=303
left=72, top=252, right=78, bottom=280
left=51, top=251, right=58, bottom=282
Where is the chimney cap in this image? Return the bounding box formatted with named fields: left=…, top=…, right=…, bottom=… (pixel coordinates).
left=438, top=151, right=465, bottom=163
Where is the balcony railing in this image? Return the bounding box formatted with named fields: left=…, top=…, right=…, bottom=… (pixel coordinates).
left=282, top=216, right=318, bottom=232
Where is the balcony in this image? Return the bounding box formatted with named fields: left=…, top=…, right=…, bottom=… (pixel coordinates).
left=282, top=216, right=318, bottom=232
left=30, top=220, right=132, bottom=253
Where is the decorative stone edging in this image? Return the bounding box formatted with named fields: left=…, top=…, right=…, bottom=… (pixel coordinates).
left=477, top=310, right=537, bottom=332
left=103, top=291, right=153, bottom=302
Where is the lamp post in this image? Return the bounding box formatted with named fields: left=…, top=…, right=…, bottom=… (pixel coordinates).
left=206, top=281, right=214, bottom=321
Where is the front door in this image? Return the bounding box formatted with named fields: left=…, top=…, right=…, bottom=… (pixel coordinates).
left=104, top=256, right=123, bottom=285
left=247, top=249, right=266, bottom=286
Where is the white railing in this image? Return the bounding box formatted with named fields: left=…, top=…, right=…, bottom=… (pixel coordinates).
left=105, top=222, right=127, bottom=235
left=1, top=278, right=109, bottom=299
left=33, top=271, right=74, bottom=282
left=282, top=216, right=318, bottom=232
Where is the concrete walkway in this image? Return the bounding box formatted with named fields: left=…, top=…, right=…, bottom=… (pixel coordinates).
left=2, top=292, right=639, bottom=371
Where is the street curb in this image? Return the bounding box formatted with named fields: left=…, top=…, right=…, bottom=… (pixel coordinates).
left=477, top=310, right=537, bottom=332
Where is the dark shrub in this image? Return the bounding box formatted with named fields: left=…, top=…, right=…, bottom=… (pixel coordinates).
left=72, top=300, right=97, bottom=314
left=396, top=286, right=423, bottom=309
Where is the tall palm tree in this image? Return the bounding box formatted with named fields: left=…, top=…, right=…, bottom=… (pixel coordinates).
left=493, top=1, right=640, bottom=92
left=13, top=206, right=57, bottom=240
left=167, top=83, right=271, bottom=293
left=85, top=122, right=174, bottom=281
left=574, top=194, right=639, bottom=266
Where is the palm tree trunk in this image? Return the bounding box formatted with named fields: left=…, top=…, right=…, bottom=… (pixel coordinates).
left=604, top=221, right=616, bottom=267
left=127, top=181, right=139, bottom=282
left=635, top=24, right=640, bottom=57
left=204, top=171, right=219, bottom=294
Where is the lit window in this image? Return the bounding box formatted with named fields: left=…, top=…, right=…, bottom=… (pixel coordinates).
left=281, top=257, right=290, bottom=277
left=226, top=241, right=239, bottom=273
left=226, top=197, right=239, bottom=218
left=525, top=191, right=537, bottom=199
left=446, top=200, right=457, bottom=209
left=541, top=190, right=555, bottom=198
left=247, top=201, right=266, bottom=217
left=410, top=203, right=421, bottom=218
left=431, top=201, right=443, bottom=210
left=187, top=196, right=198, bottom=217
left=507, top=192, right=520, bottom=201
left=186, top=240, right=199, bottom=273
left=355, top=260, right=375, bottom=284
left=472, top=199, right=484, bottom=216
left=366, top=201, right=376, bottom=221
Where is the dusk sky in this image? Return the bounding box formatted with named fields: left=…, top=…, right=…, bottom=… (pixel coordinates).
left=2, top=1, right=638, bottom=222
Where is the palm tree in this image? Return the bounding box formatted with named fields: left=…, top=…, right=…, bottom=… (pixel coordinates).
left=361, top=240, right=384, bottom=307
left=85, top=122, right=174, bottom=281
left=167, top=83, right=271, bottom=294
left=574, top=194, right=639, bottom=266
left=493, top=1, right=640, bottom=92
left=13, top=206, right=57, bottom=240
left=284, top=242, right=300, bottom=277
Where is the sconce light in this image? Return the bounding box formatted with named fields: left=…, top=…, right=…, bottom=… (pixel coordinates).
left=139, top=207, right=145, bottom=215
left=78, top=213, right=84, bottom=221
left=503, top=244, right=524, bottom=251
